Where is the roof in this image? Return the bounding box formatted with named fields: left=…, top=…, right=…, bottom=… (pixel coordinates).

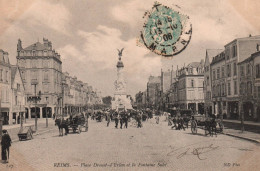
left=0, top=49, right=10, bottom=64
left=206, top=49, right=223, bottom=63
left=187, top=61, right=204, bottom=68
left=238, top=51, right=260, bottom=65
left=24, top=42, right=46, bottom=51
left=225, top=35, right=260, bottom=47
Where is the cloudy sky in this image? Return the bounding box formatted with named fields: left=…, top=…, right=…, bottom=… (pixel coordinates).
left=0, top=0, right=259, bottom=97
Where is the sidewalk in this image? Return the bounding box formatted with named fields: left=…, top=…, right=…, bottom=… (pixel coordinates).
left=2, top=118, right=56, bottom=142
left=223, top=128, right=260, bottom=143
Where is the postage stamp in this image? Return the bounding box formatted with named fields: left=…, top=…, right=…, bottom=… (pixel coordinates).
left=138, top=2, right=192, bottom=57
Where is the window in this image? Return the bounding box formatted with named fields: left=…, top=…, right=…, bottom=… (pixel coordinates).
left=222, top=83, right=225, bottom=96
left=247, top=82, right=252, bottom=94
left=0, top=69, right=2, bottom=81
left=191, top=79, right=194, bottom=87
left=6, top=71, right=8, bottom=82
left=240, top=83, right=244, bottom=95
left=221, top=67, right=225, bottom=78
left=255, top=64, right=260, bottom=78
left=233, top=62, right=237, bottom=76
left=227, top=64, right=231, bottom=77
left=43, top=60, right=49, bottom=68
left=225, top=48, right=230, bottom=60
left=240, top=66, right=244, bottom=76
left=232, top=45, right=237, bottom=57
left=17, top=83, right=20, bottom=91
left=228, top=82, right=231, bottom=95
left=247, top=63, right=251, bottom=75
left=21, top=71, right=26, bottom=80
left=31, top=60, right=37, bottom=68
left=213, top=70, right=216, bottom=80
left=207, top=76, right=209, bottom=86
left=31, top=71, right=38, bottom=81
left=217, top=68, right=220, bottom=79
left=234, top=80, right=237, bottom=95
left=15, top=96, right=18, bottom=105
left=43, top=71, right=49, bottom=81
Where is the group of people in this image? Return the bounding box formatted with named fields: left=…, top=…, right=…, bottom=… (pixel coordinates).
left=168, top=115, right=189, bottom=131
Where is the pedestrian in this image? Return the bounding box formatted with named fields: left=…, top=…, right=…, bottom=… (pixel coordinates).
left=119, top=114, right=124, bottom=129
left=137, top=113, right=142, bottom=128
left=107, top=113, right=111, bottom=127
left=1, top=130, right=12, bottom=163
left=53, top=113, right=56, bottom=120
left=124, top=114, right=128, bottom=128
left=114, top=113, right=119, bottom=128
left=156, top=115, right=159, bottom=124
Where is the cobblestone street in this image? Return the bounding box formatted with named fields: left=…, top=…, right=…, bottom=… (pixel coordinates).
left=1, top=117, right=259, bottom=171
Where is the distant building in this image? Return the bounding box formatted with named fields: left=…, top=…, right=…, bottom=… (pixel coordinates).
left=210, top=51, right=227, bottom=117
left=204, top=49, right=223, bottom=116
left=176, top=60, right=205, bottom=114
left=146, top=76, right=161, bottom=109
left=16, top=38, right=62, bottom=118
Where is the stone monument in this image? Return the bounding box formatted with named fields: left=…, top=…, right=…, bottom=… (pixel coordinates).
left=111, top=48, right=132, bottom=111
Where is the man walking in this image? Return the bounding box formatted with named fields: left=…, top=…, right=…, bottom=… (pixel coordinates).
left=1, top=130, right=12, bottom=163
left=114, top=112, right=119, bottom=128
left=107, top=112, right=111, bottom=127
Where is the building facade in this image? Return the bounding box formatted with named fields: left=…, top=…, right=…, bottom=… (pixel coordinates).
left=224, top=35, right=260, bottom=119
left=204, top=49, right=223, bottom=116
left=211, top=51, right=227, bottom=117
left=16, top=38, right=62, bottom=118
left=146, top=76, right=161, bottom=109
left=176, top=61, right=205, bottom=114
left=237, top=50, right=260, bottom=121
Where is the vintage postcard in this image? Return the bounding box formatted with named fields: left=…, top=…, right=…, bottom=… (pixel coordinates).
left=0, top=0, right=260, bottom=170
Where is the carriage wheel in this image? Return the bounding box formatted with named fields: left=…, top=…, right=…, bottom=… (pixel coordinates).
left=191, top=120, right=197, bottom=134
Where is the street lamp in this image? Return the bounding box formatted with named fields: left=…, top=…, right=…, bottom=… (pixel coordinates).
left=27, top=82, right=41, bottom=131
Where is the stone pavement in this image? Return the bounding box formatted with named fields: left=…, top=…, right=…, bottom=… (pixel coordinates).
left=224, top=129, right=260, bottom=144
left=1, top=117, right=260, bottom=171
left=2, top=118, right=56, bottom=142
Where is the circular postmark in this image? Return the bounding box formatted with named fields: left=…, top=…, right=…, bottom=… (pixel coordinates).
left=138, top=2, right=192, bottom=57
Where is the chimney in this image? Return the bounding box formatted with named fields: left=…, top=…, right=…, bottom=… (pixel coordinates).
left=17, top=39, right=22, bottom=51
left=43, top=38, right=48, bottom=48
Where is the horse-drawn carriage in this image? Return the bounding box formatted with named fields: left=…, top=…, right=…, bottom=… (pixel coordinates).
left=190, top=114, right=224, bottom=136
left=68, top=113, right=88, bottom=133
left=55, top=113, right=88, bottom=136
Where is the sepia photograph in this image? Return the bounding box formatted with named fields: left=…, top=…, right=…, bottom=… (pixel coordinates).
left=0, top=0, right=260, bottom=170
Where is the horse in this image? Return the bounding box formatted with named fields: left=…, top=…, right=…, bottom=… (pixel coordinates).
left=55, top=117, right=69, bottom=136
left=205, top=118, right=217, bottom=137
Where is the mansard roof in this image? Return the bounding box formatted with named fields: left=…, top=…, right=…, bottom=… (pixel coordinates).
left=24, top=42, right=46, bottom=51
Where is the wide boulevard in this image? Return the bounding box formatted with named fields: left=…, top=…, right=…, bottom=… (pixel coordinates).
left=1, top=117, right=260, bottom=171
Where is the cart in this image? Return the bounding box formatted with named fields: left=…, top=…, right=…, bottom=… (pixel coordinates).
left=190, top=115, right=224, bottom=135
left=69, top=113, right=87, bottom=133
left=18, top=126, right=33, bottom=141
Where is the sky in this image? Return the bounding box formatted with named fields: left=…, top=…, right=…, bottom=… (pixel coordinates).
left=0, top=0, right=259, bottom=97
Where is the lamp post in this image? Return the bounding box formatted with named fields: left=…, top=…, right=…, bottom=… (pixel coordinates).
left=27, top=82, right=41, bottom=132
left=45, top=96, right=48, bottom=128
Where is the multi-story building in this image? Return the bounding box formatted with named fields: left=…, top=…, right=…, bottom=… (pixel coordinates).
left=0, top=50, right=12, bottom=125
left=237, top=50, right=260, bottom=121
left=210, top=51, right=227, bottom=117
left=224, top=35, right=260, bottom=119
left=16, top=38, right=63, bottom=118
left=0, top=50, right=26, bottom=125
left=147, top=76, right=161, bottom=109
left=176, top=60, right=205, bottom=114
left=204, top=49, right=223, bottom=116
left=10, top=65, right=26, bottom=124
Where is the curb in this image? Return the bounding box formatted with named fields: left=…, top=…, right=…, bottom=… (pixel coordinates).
left=223, top=132, right=260, bottom=144
left=12, top=128, right=56, bottom=143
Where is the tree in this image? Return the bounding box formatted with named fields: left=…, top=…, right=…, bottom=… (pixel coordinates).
left=102, top=96, right=112, bottom=106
